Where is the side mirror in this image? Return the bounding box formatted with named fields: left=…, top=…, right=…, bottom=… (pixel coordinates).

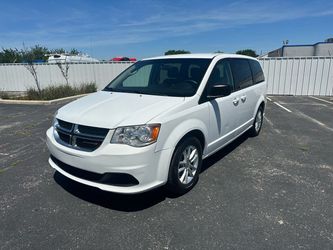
left=207, top=84, right=231, bottom=99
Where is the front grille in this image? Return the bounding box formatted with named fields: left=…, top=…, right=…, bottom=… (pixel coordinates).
left=54, top=119, right=109, bottom=152
left=51, top=155, right=139, bottom=186
left=58, top=119, right=73, bottom=131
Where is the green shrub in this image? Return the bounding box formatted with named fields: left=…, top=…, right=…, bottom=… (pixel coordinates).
left=25, top=82, right=97, bottom=100
left=0, top=91, right=10, bottom=99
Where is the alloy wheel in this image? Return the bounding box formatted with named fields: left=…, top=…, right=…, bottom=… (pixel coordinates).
left=177, top=145, right=199, bottom=184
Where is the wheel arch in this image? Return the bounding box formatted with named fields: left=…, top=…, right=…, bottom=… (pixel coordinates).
left=253, top=95, right=266, bottom=118
left=156, top=119, right=208, bottom=154
left=175, top=129, right=205, bottom=151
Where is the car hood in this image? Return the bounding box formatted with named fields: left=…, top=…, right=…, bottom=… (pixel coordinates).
left=56, top=91, right=185, bottom=129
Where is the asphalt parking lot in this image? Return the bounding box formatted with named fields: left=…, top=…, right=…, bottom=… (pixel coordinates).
left=0, top=96, right=332, bottom=250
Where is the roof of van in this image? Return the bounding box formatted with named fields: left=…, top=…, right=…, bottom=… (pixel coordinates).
left=143, top=53, right=257, bottom=60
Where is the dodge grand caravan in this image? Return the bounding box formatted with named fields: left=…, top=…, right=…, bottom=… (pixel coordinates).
left=46, top=54, right=266, bottom=195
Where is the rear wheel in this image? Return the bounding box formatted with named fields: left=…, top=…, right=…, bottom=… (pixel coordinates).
left=166, top=137, right=202, bottom=196
left=249, top=106, right=264, bottom=137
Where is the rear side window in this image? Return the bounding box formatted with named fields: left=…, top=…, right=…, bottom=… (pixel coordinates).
left=249, top=60, right=265, bottom=84
left=230, top=59, right=253, bottom=90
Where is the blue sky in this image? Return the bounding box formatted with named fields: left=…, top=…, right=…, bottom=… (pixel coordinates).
left=1, top=0, right=333, bottom=59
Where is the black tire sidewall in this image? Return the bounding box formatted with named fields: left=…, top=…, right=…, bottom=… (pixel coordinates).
left=250, top=107, right=263, bottom=136
left=167, top=137, right=203, bottom=195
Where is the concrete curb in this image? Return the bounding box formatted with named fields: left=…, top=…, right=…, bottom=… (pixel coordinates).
left=0, top=93, right=88, bottom=105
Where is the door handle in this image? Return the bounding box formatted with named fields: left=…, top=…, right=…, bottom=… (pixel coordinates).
left=241, top=95, right=246, bottom=102
left=233, top=97, right=239, bottom=106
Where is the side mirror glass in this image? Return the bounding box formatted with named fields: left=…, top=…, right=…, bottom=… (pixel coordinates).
left=207, top=84, right=231, bottom=99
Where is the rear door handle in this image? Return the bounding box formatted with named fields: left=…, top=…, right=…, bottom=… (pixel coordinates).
left=233, top=98, right=239, bottom=106
left=241, top=95, right=246, bottom=102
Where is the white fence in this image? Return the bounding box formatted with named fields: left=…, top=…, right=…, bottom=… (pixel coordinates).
left=0, top=57, right=333, bottom=95
left=259, top=57, right=333, bottom=96
left=0, top=62, right=133, bottom=92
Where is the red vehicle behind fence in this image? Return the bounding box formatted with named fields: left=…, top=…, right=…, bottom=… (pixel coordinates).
left=111, top=57, right=137, bottom=62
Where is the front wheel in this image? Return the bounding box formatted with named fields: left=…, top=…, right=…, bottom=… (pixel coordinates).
left=249, top=106, right=264, bottom=137
left=166, top=137, right=203, bottom=196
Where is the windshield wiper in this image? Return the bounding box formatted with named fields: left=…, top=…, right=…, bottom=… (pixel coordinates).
left=103, top=87, right=114, bottom=92
left=128, top=90, right=145, bottom=94
left=104, top=88, right=144, bottom=94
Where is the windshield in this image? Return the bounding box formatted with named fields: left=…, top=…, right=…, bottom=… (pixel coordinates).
left=103, top=58, right=212, bottom=97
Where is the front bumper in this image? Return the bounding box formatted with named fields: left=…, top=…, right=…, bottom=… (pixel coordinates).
left=46, top=127, right=173, bottom=194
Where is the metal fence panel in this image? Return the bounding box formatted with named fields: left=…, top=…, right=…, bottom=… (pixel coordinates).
left=1, top=58, right=332, bottom=95
left=0, top=62, right=133, bottom=92
left=259, top=57, right=333, bottom=96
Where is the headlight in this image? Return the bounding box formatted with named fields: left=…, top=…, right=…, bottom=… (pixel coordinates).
left=111, top=124, right=160, bottom=147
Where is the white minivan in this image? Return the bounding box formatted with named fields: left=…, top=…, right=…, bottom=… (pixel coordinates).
left=46, top=53, right=266, bottom=195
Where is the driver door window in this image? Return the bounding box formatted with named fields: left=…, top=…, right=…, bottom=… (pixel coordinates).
left=207, top=60, right=234, bottom=91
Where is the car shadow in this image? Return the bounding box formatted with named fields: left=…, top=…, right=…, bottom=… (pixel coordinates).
left=201, top=132, right=249, bottom=172
left=53, top=171, right=167, bottom=212
left=53, top=132, right=249, bottom=212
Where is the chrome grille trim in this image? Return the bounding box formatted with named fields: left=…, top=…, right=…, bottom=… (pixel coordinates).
left=54, top=119, right=109, bottom=152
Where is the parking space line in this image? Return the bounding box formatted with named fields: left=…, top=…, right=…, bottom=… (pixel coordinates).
left=308, top=96, right=333, bottom=105
left=264, top=116, right=281, bottom=134
left=273, top=102, right=292, bottom=113
left=276, top=102, right=326, bottom=106
left=295, top=110, right=333, bottom=132
left=264, top=116, right=273, bottom=126
left=266, top=97, right=272, bottom=101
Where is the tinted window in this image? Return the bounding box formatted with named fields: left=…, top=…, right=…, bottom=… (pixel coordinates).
left=207, top=59, right=234, bottom=91
left=188, top=64, right=206, bottom=84
left=249, top=60, right=265, bottom=84
left=230, top=59, right=253, bottom=90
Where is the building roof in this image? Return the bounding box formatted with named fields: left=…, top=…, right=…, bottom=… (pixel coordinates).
left=267, top=40, right=333, bottom=57
left=282, top=41, right=333, bottom=48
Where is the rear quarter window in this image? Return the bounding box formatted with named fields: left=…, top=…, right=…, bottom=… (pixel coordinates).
left=249, top=60, right=265, bottom=84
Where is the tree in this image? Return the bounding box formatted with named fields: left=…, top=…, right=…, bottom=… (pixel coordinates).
left=22, top=45, right=44, bottom=95
left=0, top=45, right=82, bottom=63
left=56, top=58, right=70, bottom=85
left=0, top=48, right=22, bottom=63
left=23, top=45, right=49, bottom=62
left=50, top=48, right=66, bottom=54
left=164, top=50, right=191, bottom=55
left=235, top=49, right=258, bottom=57
left=49, top=48, right=80, bottom=55
left=69, top=48, right=80, bottom=55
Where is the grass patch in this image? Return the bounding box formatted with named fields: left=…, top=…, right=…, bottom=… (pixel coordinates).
left=1, top=83, right=97, bottom=101
left=0, top=91, right=10, bottom=99
left=25, top=83, right=97, bottom=100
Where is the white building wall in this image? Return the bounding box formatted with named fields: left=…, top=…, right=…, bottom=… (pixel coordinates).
left=283, top=46, right=314, bottom=57
left=314, top=44, right=333, bottom=56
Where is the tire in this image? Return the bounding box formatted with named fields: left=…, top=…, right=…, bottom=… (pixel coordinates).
left=166, top=137, right=203, bottom=196
left=249, top=106, right=264, bottom=137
